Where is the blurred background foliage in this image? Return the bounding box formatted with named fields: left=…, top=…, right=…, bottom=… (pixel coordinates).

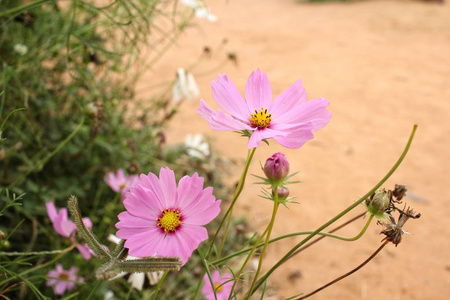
left=0, top=0, right=240, bottom=298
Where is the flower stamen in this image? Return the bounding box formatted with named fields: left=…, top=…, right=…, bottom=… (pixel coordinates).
left=250, top=107, right=272, bottom=129
left=214, top=283, right=223, bottom=292
left=156, top=209, right=182, bottom=233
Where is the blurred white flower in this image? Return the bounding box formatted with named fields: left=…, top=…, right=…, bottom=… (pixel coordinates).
left=107, top=234, right=163, bottom=290
left=179, top=0, right=217, bottom=22
left=104, top=290, right=114, bottom=300
left=172, top=68, right=200, bottom=102
left=14, top=44, right=28, bottom=55
left=185, top=134, right=210, bottom=159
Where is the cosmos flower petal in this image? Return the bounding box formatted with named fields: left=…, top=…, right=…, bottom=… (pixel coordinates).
left=197, top=99, right=215, bottom=121
left=137, top=172, right=166, bottom=206
left=176, top=225, right=208, bottom=263
left=123, top=228, right=164, bottom=257
left=273, top=129, right=315, bottom=149
left=176, top=173, right=205, bottom=209
left=116, top=212, right=157, bottom=238
left=211, top=74, right=250, bottom=120
left=276, top=98, right=332, bottom=131
left=210, top=110, right=252, bottom=131
left=183, top=199, right=221, bottom=226
left=76, top=244, right=92, bottom=260
left=123, top=187, right=162, bottom=219
left=46, top=202, right=58, bottom=222
left=247, top=128, right=289, bottom=149
left=269, top=79, right=306, bottom=118
left=158, top=167, right=177, bottom=208
left=245, top=69, right=272, bottom=112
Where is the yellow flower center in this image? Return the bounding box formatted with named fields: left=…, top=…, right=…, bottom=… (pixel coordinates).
left=250, top=107, right=272, bottom=129
left=59, top=273, right=69, bottom=280
left=214, top=283, right=223, bottom=292
left=156, top=209, right=182, bottom=232
left=119, top=182, right=126, bottom=189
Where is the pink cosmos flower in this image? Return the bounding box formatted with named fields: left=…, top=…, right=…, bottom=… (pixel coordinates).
left=115, top=167, right=221, bottom=264
left=201, top=270, right=233, bottom=300
left=46, top=264, right=84, bottom=295
left=46, top=202, right=93, bottom=260
left=197, top=69, right=332, bottom=149
left=104, top=169, right=139, bottom=194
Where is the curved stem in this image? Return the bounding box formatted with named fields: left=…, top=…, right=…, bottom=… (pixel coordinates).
left=245, top=188, right=280, bottom=299
left=207, top=148, right=257, bottom=259
left=151, top=271, right=168, bottom=300
left=213, top=213, right=372, bottom=266
left=249, top=125, right=417, bottom=295
left=285, top=212, right=365, bottom=263
left=295, top=241, right=389, bottom=300
left=227, top=227, right=268, bottom=298
left=0, top=0, right=49, bottom=18
left=193, top=148, right=257, bottom=299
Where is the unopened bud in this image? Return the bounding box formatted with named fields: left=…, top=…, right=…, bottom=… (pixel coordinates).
left=272, top=187, right=290, bottom=200
left=263, top=152, right=289, bottom=184
left=366, top=188, right=390, bottom=217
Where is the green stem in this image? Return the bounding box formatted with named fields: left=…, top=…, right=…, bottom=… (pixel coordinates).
left=151, top=271, right=168, bottom=300
left=249, top=124, right=418, bottom=295
left=0, top=244, right=76, bottom=256
left=227, top=227, right=269, bottom=298
left=8, top=117, right=84, bottom=188
left=245, top=187, right=280, bottom=299
left=0, top=0, right=50, bottom=18
left=0, top=244, right=75, bottom=287
left=193, top=148, right=256, bottom=299
left=207, top=148, right=257, bottom=259
left=213, top=214, right=372, bottom=266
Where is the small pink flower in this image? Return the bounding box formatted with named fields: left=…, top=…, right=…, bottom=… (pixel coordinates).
left=201, top=270, right=233, bottom=300
left=197, top=69, right=332, bottom=149
left=105, top=169, right=139, bottom=195
left=115, top=167, right=221, bottom=264
left=46, top=264, right=84, bottom=295
left=46, top=202, right=93, bottom=260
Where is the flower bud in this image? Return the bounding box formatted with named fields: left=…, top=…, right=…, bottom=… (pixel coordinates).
left=263, top=152, right=289, bottom=184
left=366, top=188, right=390, bottom=217
left=272, top=187, right=290, bottom=200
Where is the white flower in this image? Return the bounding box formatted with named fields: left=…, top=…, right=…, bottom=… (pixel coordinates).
left=13, top=44, right=28, bottom=55
left=104, top=290, right=114, bottom=300
left=185, top=134, right=210, bottom=159
left=179, top=0, right=217, bottom=22
left=172, top=68, right=200, bottom=102
left=107, top=234, right=163, bottom=290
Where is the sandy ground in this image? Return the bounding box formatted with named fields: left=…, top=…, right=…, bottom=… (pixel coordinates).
left=138, top=0, right=450, bottom=299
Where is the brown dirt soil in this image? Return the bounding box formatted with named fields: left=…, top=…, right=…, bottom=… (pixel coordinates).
left=139, top=0, right=450, bottom=299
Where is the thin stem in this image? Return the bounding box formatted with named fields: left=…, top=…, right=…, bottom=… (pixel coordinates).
left=217, top=207, right=233, bottom=257
left=0, top=244, right=75, bottom=287
left=207, top=148, right=257, bottom=259
left=285, top=212, right=365, bottom=262
left=227, top=227, right=269, bottom=298
left=213, top=213, right=371, bottom=266
left=246, top=187, right=280, bottom=298
left=151, top=271, right=168, bottom=300
left=295, top=241, right=389, bottom=300
left=0, top=0, right=50, bottom=18
left=249, top=124, right=417, bottom=295
left=0, top=244, right=75, bottom=256
left=193, top=148, right=256, bottom=299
